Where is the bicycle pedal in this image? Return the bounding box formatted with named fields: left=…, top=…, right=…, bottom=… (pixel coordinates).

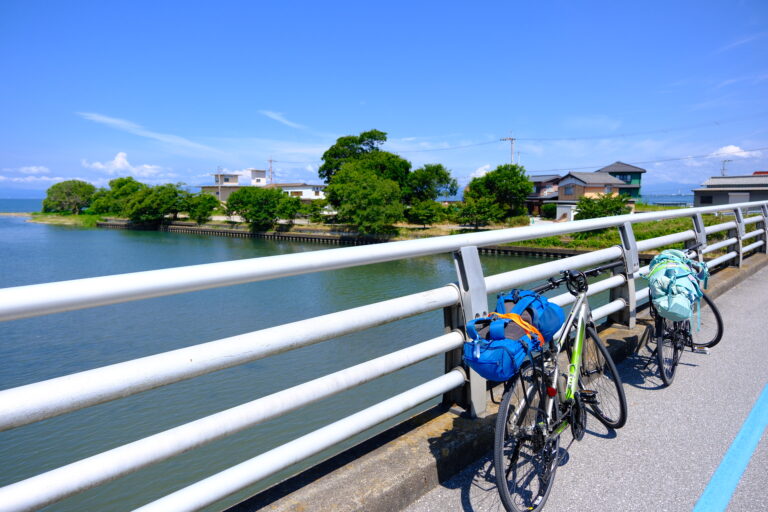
left=578, top=390, right=598, bottom=404
left=692, top=347, right=710, bottom=355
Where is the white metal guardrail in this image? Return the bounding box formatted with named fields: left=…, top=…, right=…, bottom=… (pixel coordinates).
left=0, top=200, right=767, bottom=512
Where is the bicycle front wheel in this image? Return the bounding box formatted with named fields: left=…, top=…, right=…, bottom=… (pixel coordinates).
left=690, top=292, right=724, bottom=349
left=494, top=362, right=559, bottom=512
left=578, top=327, right=628, bottom=429
left=656, top=316, right=681, bottom=387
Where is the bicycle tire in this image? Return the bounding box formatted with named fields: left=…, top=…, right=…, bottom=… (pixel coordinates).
left=577, top=327, right=628, bottom=429
left=494, top=362, right=559, bottom=512
left=690, top=292, right=724, bottom=349
left=656, top=316, right=681, bottom=387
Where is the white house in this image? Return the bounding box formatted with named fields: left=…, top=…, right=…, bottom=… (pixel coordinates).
left=265, top=183, right=326, bottom=202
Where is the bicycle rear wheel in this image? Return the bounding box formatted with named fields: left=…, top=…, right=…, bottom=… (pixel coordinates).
left=578, top=327, right=628, bottom=429
left=656, top=316, right=682, bottom=387
left=494, top=362, right=559, bottom=512
left=690, top=292, right=723, bottom=349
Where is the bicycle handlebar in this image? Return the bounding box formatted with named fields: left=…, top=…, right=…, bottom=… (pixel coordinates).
left=530, top=260, right=624, bottom=295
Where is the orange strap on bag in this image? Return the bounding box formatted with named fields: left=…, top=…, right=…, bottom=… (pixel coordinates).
left=490, top=312, right=545, bottom=349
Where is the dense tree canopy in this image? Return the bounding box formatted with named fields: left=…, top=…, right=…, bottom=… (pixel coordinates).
left=464, top=164, right=533, bottom=217
left=405, top=164, right=458, bottom=203
left=187, top=193, right=221, bottom=224
left=458, top=197, right=504, bottom=229
left=325, top=165, right=404, bottom=234
left=225, top=187, right=299, bottom=230
left=318, top=129, right=387, bottom=183
left=574, top=193, right=631, bottom=220
left=43, top=180, right=96, bottom=214
left=406, top=199, right=444, bottom=227
left=90, top=177, right=148, bottom=215
left=124, top=183, right=188, bottom=224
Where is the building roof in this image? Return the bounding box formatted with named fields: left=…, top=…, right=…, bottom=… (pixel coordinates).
left=264, top=183, right=326, bottom=189
left=595, top=161, right=647, bottom=174
left=701, top=175, right=768, bottom=187
left=528, top=174, right=561, bottom=183
left=561, top=172, right=626, bottom=185
left=693, top=187, right=768, bottom=192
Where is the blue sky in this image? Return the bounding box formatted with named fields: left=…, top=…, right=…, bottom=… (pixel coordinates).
left=1, top=1, right=766, bottom=197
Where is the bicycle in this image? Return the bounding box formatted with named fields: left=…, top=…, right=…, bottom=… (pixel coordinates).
left=493, top=263, right=628, bottom=512
left=648, top=247, right=724, bottom=387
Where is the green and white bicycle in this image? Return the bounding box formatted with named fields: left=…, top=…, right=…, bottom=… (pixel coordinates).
left=493, top=263, right=628, bottom=512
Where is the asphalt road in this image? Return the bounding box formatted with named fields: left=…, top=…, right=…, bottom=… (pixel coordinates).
left=405, top=265, right=768, bottom=512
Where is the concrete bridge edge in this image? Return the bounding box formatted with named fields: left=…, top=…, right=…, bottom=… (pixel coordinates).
left=228, top=253, right=768, bottom=512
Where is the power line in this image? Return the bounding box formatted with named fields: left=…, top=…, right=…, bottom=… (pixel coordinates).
left=525, top=146, right=768, bottom=174
left=388, top=113, right=768, bottom=153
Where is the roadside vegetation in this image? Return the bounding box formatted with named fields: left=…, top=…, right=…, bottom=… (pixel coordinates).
left=36, top=128, right=726, bottom=254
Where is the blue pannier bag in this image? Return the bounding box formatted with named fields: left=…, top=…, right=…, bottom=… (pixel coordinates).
left=495, top=289, right=566, bottom=343
left=646, top=249, right=709, bottom=322
left=463, top=313, right=545, bottom=382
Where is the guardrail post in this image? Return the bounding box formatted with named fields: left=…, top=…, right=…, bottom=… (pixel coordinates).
left=689, top=213, right=708, bottom=262
left=610, top=222, right=638, bottom=328
left=446, top=246, right=488, bottom=417
left=729, top=208, right=746, bottom=267
left=760, top=205, right=768, bottom=254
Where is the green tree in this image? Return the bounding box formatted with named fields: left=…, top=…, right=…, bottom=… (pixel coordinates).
left=301, top=198, right=328, bottom=223
left=225, top=187, right=290, bottom=230
left=325, top=164, right=404, bottom=234
left=90, top=176, right=148, bottom=216
left=124, top=184, right=186, bottom=224
left=354, top=150, right=412, bottom=192
left=574, top=194, right=630, bottom=220
left=187, top=193, right=220, bottom=224
left=43, top=180, right=96, bottom=214
left=405, top=164, right=458, bottom=203
left=540, top=203, right=557, bottom=219
left=318, top=129, right=387, bottom=183
left=276, top=195, right=302, bottom=222
left=458, top=197, right=504, bottom=230
left=464, top=164, right=533, bottom=217
left=406, top=200, right=444, bottom=227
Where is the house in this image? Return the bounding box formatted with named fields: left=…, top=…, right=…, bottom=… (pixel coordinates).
left=525, top=174, right=560, bottom=215
left=557, top=172, right=626, bottom=201
left=243, top=169, right=268, bottom=187
left=264, top=183, right=326, bottom=202
left=693, top=173, right=768, bottom=207
left=201, top=173, right=244, bottom=202
left=594, top=161, right=646, bottom=198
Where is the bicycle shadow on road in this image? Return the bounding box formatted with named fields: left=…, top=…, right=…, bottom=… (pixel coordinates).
left=424, top=406, right=621, bottom=512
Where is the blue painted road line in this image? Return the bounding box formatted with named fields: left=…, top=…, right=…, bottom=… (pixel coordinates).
left=693, top=382, right=768, bottom=512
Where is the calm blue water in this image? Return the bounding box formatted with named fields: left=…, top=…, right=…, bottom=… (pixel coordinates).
left=641, top=194, right=694, bottom=206
left=0, top=202, right=559, bottom=511
left=0, top=198, right=42, bottom=213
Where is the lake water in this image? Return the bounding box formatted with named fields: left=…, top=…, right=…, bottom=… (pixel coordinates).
left=0, top=201, right=566, bottom=511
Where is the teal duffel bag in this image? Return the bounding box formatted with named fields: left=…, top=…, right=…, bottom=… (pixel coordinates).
left=646, top=249, right=708, bottom=321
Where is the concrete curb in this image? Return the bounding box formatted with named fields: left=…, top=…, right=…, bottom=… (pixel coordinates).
left=230, top=253, right=768, bottom=512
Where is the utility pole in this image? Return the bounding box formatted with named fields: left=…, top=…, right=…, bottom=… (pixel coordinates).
left=268, top=158, right=274, bottom=184
left=721, top=159, right=732, bottom=176
left=500, top=137, right=516, bottom=164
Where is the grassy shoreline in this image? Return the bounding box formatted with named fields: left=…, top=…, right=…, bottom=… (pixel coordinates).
left=9, top=210, right=751, bottom=254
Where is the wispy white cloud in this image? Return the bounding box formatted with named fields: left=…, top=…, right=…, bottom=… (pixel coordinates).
left=0, top=175, right=67, bottom=183
left=469, top=164, right=492, bottom=179
left=77, top=112, right=221, bottom=154
left=259, top=110, right=306, bottom=130
left=19, top=166, right=50, bottom=175
left=708, top=145, right=763, bottom=159
left=81, top=152, right=168, bottom=178
left=716, top=33, right=767, bottom=54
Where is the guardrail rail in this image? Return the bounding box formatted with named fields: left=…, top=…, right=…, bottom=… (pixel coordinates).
left=0, top=200, right=766, bottom=512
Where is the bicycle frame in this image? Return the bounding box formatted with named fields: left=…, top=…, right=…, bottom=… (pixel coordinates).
left=545, top=289, right=593, bottom=433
